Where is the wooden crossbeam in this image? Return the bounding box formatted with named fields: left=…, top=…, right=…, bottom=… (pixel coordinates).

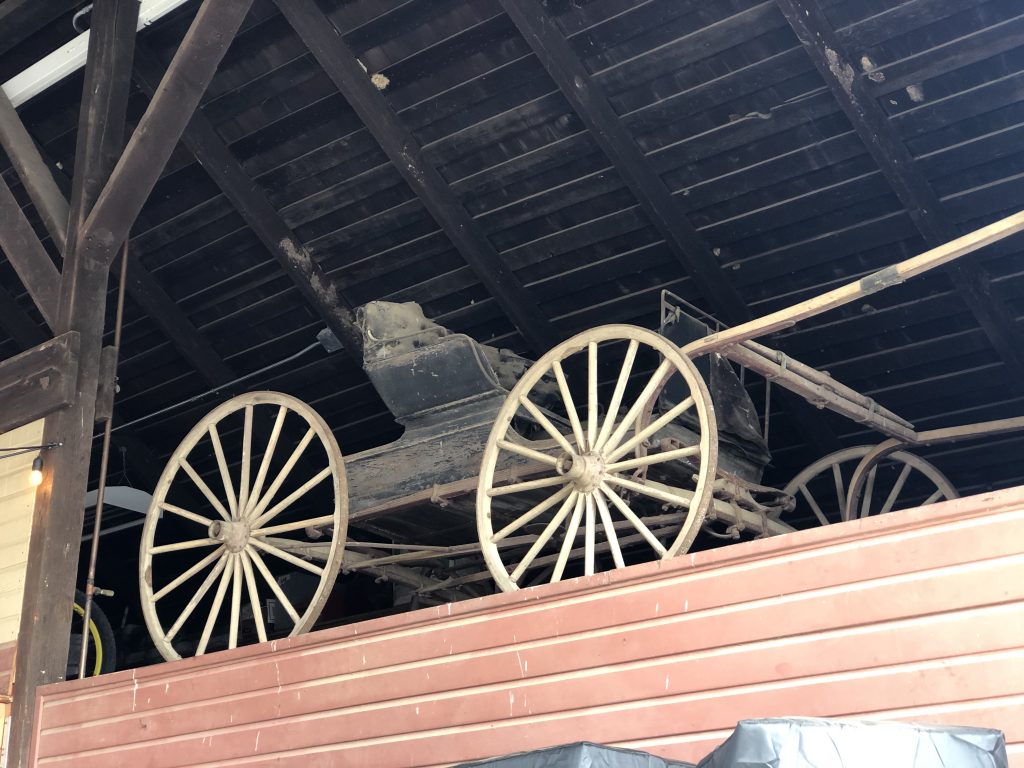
left=777, top=0, right=1024, bottom=383
left=0, top=331, right=78, bottom=434
left=274, top=0, right=557, bottom=353
left=132, top=42, right=365, bottom=364
left=0, top=172, right=59, bottom=329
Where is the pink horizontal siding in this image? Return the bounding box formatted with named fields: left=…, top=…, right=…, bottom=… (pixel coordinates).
left=29, top=487, right=1024, bottom=767
left=0, top=640, right=14, bottom=699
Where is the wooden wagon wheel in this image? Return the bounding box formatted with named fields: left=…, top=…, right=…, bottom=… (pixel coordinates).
left=782, top=445, right=957, bottom=526
left=477, top=325, right=718, bottom=592
left=140, top=392, right=347, bottom=661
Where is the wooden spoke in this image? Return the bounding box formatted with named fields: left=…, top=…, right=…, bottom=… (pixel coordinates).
left=798, top=484, right=830, bottom=526
left=923, top=489, right=945, bottom=505
left=491, top=485, right=573, bottom=542
left=594, top=492, right=625, bottom=569
left=247, top=546, right=301, bottom=624
left=250, top=465, right=332, bottom=529
left=153, top=546, right=226, bottom=602
left=858, top=466, right=878, bottom=519
left=165, top=555, right=229, bottom=643
left=246, top=405, right=287, bottom=517
left=599, top=484, right=668, bottom=556
left=604, top=445, right=701, bottom=473
left=497, top=438, right=559, bottom=467
left=149, top=538, right=220, bottom=555
left=509, top=490, right=579, bottom=582
left=240, top=550, right=267, bottom=645
left=551, top=493, right=585, bottom=583
left=584, top=494, right=596, bottom=577
left=253, top=514, right=336, bottom=538
left=587, top=341, right=598, bottom=449
left=238, top=404, right=254, bottom=516
left=249, top=537, right=325, bottom=576
left=518, top=395, right=575, bottom=455
left=158, top=502, right=213, bottom=527
left=606, top=396, right=694, bottom=463
left=487, top=473, right=568, bottom=498
left=832, top=463, right=848, bottom=521
left=180, top=458, right=232, bottom=522
left=196, top=553, right=235, bottom=656
left=593, top=339, right=639, bottom=452
left=879, top=463, right=912, bottom=515
left=604, top=473, right=692, bottom=509
left=228, top=555, right=243, bottom=649
left=602, top=359, right=674, bottom=457
left=246, top=427, right=316, bottom=522
left=551, top=359, right=587, bottom=451
left=208, top=423, right=238, bottom=519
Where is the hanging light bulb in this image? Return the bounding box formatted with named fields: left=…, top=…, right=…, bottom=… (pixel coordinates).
left=29, top=456, right=43, bottom=487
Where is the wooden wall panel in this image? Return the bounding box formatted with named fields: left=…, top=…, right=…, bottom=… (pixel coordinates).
left=29, top=487, right=1024, bottom=767
left=0, top=639, right=14, bottom=698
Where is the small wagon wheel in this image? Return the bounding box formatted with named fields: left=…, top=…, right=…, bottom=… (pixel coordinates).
left=782, top=445, right=957, bottom=526
left=140, top=392, right=347, bottom=661
left=477, top=325, right=718, bottom=592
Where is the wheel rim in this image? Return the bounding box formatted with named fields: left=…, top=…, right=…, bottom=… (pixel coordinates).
left=140, top=392, right=347, bottom=661
left=782, top=445, right=957, bottom=526
left=477, top=325, right=717, bottom=592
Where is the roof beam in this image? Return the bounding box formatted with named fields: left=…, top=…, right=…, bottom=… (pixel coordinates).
left=777, top=0, right=1024, bottom=381
left=0, top=172, right=59, bottom=329
left=131, top=42, right=365, bottom=364
left=274, top=0, right=557, bottom=353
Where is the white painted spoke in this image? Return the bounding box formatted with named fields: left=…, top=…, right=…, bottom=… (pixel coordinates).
left=249, top=537, right=325, bottom=576
left=197, top=553, right=235, bottom=656
left=240, top=551, right=267, bottom=644
left=602, top=359, right=674, bottom=457
left=518, top=395, right=575, bottom=455
left=158, top=502, right=213, bottom=527
left=153, top=546, right=226, bottom=602
left=587, top=341, right=598, bottom=450
left=250, top=465, right=332, bottom=529
left=607, top=396, right=694, bottom=462
left=253, top=514, right=336, bottom=538
left=496, top=438, right=559, bottom=467
left=247, top=427, right=316, bottom=522
left=858, top=466, right=878, bottom=519
left=551, top=359, right=587, bottom=451
left=510, top=490, right=579, bottom=583
left=551, top=493, right=585, bottom=583
left=247, top=546, right=301, bottom=624
left=165, top=555, right=229, bottom=643
left=832, top=464, right=848, bottom=522
left=604, top=473, right=692, bottom=509
left=599, top=484, right=667, bottom=556
left=246, top=405, right=287, bottom=517
left=487, top=473, right=568, bottom=498
left=879, top=463, right=912, bottom=515
left=584, top=494, right=596, bottom=577
left=238, top=405, right=254, bottom=516
left=605, top=445, right=701, bottom=473
left=923, top=489, right=944, bottom=505
left=228, top=555, right=243, bottom=649
left=208, top=424, right=238, bottom=519
left=491, top=485, right=573, bottom=542
left=180, top=458, right=232, bottom=522
left=150, top=538, right=219, bottom=555
left=594, top=491, right=625, bottom=569
left=799, top=484, right=830, bottom=526
left=594, top=340, right=639, bottom=451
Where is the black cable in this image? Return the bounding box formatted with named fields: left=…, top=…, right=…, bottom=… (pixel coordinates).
left=0, top=442, right=61, bottom=460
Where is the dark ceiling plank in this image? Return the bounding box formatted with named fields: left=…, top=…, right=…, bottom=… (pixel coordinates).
left=0, top=173, right=60, bottom=329
left=498, top=0, right=751, bottom=326
left=0, top=282, right=45, bottom=349
left=274, top=0, right=557, bottom=353
left=0, top=90, right=70, bottom=251
left=131, top=42, right=366, bottom=364
left=0, top=0, right=82, bottom=57
left=776, top=0, right=1024, bottom=383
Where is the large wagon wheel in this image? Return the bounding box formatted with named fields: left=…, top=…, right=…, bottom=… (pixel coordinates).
left=478, top=325, right=718, bottom=592
left=140, top=392, right=347, bottom=661
left=782, top=445, right=957, bottom=526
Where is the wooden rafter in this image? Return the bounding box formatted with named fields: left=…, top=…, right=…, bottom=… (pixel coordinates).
left=274, top=0, right=558, bottom=353
left=0, top=172, right=59, bottom=329
left=776, top=0, right=1024, bottom=382
left=132, top=42, right=365, bottom=364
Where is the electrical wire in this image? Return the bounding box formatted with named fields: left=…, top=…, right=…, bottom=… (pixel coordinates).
left=0, top=443, right=61, bottom=460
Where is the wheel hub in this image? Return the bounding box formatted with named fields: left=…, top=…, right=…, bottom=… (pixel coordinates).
left=556, top=451, right=605, bottom=493
left=209, top=519, right=250, bottom=553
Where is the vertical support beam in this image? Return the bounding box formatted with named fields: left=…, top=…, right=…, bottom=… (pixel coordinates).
left=776, top=0, right=1024, bottom=382
left=274, top=0, right=557, bottom=353
left=8, top=2, right=253, bottom=765
left=0, top=173, right=59, bottom=329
